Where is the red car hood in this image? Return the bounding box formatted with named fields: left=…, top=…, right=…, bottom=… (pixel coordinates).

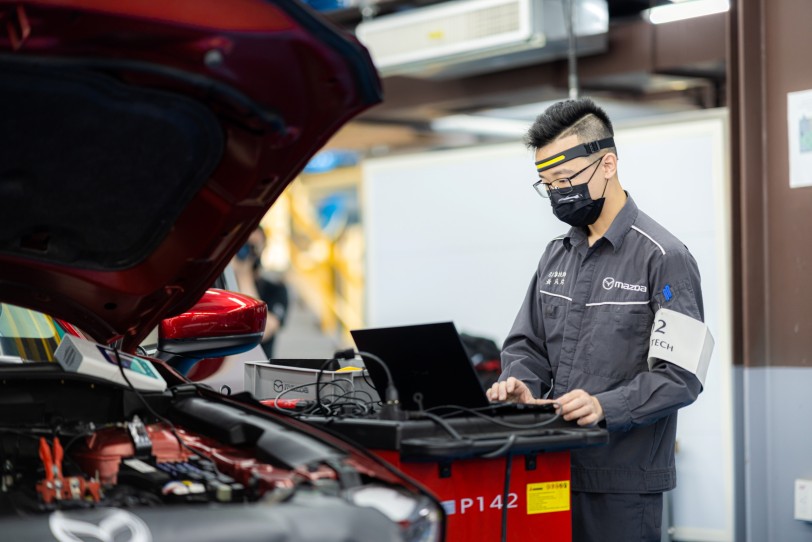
left=0, top=0, right=381, bottom=350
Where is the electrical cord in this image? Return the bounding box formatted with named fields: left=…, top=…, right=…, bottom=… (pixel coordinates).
left=269, top=378, right=380, bottom=418
left=408, top=393, right=468, bottom=441
left=62, top=422, right=119, bottom=453
left=307, top=380, right=375, bottom=417
left=410, top=412, right=522, bottom=457
left=271, top=378, right=353, bottom=416
left=111, top=348, right=225, bottom=477
left=314, top=358, right=339, bottom=417
left=417, top=405, right=560, bottom=469
left=499, top=450, right=513, bottom=542
left=426, top=404, right=562, bottom=430
left=361, top=369, right=378, bottom=394
left=333, top=349, right=402, bottom=420
left=319, top=389, right=377, bottom=417
left=317, top=395, right=365, bottom=417
left=332, top=388, right=376, bottom=406
left=417, top=411, right=465, bottom=441
left=480, top=433, right=517, bottom=459
left=334, top=349, right=394, bottom=389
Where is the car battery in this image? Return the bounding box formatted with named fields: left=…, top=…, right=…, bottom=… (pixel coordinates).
left=308, top=410, right=607, bottom=542
left=244, top=359, right=377, bottom=403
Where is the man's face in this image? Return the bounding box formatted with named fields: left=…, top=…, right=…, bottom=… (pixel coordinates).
left=535, top=135, right=605, bottom=201
left=248, top=230, right=265, bottom=255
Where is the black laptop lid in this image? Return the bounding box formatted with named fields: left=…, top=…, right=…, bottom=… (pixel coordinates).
left=350, top=322, right=491, bottom=411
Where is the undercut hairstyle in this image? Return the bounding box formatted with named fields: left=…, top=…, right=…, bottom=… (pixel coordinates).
left=524, top=98, right=616, bottom=155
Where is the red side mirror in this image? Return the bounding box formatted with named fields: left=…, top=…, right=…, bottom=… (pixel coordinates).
left=157, top=288, right=266, bottom=374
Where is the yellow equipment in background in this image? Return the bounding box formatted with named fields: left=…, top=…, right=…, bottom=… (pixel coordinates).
left=268, top=167, right=365, bottom=347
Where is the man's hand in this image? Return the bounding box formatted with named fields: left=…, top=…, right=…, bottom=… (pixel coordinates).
left=555, top=389, right=604, bottom=427
left=486, top=377, right=536, bottom=404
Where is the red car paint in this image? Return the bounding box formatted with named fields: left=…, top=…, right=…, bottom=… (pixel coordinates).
left=160, top=289, right=267, bottom=340
left=0, top=0, right=380, bottom=351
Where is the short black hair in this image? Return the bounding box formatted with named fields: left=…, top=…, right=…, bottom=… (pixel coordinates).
left=524, top=98, right=615, bottom=152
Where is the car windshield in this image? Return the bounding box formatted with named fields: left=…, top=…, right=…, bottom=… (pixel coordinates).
left=0, top=303, right=68, bottom=362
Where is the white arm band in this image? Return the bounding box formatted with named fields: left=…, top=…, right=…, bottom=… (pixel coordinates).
left=647, top=308, right=714, bottom=386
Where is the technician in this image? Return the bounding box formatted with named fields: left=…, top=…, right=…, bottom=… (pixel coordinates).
left=232, top=227, right=289, bottom=359
left=486, top=98, right=713, bottom=542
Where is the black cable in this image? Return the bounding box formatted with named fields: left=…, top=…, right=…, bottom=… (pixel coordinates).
left=62, top=423, right=119, bottom=453
left=426, top=404, right=562, bottom=429
left=324, top=401, right=366, bottom=417
left=480, top=433, right=517, bottom=459
left=331, top=350, right=379, bottom=395
left=319, top=389, right=376, bottom=417
left=499, top=451, right=513, bottom=542
left=361, top=369, right=378, bottom=394
left=266, top=380, right=371, bottom=419
left=1, top=423, right=116, bottom=454
left=334, top=388, right=376, bottom=406
left=272, top=378, right=352, bottom=415
left=306, top=379, right=363, bottom=417
left=352, top=350, right=394, bottom=391
left=334, top=349, right=401, bottom=418
left=333, top=350, right=392, bottom=389
left=314, top=358, right=339, bottom=417
left=432, top=401, right=559, bottom=416
left=0, top=429, right=42, bottom=442
left=111, top=348, right=224, bottom=477
left=417, top=411, right=465, bottom=441
left=0, top=427, right=109, bottom=484
left=319, top=396, right=365, bottom=417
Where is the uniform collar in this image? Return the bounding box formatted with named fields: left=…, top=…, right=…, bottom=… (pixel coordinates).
left=602, top=193, right=638, bottom=251
left=563, top=226, right=586, bottom=251
left=562, top=192, right=638, bottom=252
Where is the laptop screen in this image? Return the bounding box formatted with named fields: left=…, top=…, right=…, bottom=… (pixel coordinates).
left=350, top=322, right=491, bottom=411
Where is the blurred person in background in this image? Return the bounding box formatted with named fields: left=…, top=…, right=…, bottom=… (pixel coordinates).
left=232, top=227, right=289, bottom=359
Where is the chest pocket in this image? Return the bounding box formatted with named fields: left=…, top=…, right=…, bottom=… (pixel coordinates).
left=544, top=303, right=562, bottom=319
left=582, top=307, right=652, bottom=381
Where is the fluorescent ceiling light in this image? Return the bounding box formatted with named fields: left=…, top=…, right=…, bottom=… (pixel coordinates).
left=430, top=114, right=529, bottom=138
left=646, top=0, right=729, bottom=25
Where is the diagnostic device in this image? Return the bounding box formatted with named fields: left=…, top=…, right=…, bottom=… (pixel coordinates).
left=55, top=334, right=167, bottom=392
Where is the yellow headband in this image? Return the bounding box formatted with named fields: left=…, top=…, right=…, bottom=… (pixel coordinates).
left=535, top=137, right=615, bottom=172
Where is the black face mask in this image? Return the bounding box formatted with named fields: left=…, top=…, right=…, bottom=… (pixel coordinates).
left=547, top=158, right=609, bottom=227
left=549, top=182, right=605, bottom=227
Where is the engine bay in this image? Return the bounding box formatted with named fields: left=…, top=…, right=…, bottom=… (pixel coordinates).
left=0, top=367, right=352, bottom=516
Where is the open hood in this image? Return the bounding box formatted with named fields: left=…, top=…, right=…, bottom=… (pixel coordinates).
left=0, top=0, right=381, bottom=350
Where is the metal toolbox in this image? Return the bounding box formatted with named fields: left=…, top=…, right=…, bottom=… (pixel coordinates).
left=244, top=360, right=378, bottom=403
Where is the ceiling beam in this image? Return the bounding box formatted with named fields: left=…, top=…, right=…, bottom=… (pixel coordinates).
left=357, top=13, right=726, bottom=124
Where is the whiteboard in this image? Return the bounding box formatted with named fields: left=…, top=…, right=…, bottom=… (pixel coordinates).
left=362, top=110, right=733, bottom=540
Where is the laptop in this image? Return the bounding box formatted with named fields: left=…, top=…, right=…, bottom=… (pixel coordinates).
left=350, top=321, right=552, bottom=415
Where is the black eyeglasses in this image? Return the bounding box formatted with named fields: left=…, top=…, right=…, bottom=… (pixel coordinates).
left=533, top=156, right=603, bottom=199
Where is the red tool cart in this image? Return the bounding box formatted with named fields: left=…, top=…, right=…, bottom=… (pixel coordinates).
left=310, top=410, right=608, bottom=541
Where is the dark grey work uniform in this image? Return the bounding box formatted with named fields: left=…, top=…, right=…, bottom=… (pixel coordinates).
left=500, top=194, right=704, bottom=542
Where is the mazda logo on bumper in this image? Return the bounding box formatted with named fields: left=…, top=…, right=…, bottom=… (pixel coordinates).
left=50, top=509, right=152, bottom=542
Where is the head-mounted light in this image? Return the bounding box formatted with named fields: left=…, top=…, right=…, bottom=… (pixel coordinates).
left=535, top=137, right=616, bottom=172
